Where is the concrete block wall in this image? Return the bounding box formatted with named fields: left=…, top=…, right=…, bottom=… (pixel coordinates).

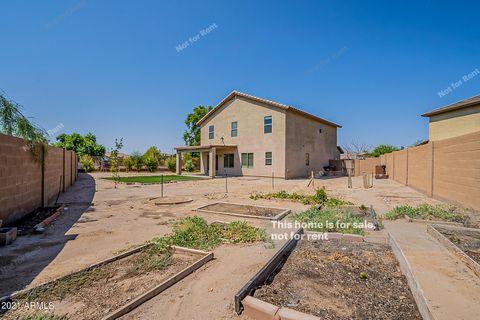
left=356, top=132, right=480, bottom=210
left=354, top=157, right=380, bottom=176
left=0, top=134, right=78, bottom=225
left=393, top=149, right=408, bottom=185
left=433, top=132, right=480, bottom=209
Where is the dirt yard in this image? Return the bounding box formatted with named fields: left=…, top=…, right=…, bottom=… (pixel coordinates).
left=255, top=239, right=422, bottom=320
left=0, top=171, right=474, bottom=320
left=436, top=225, right=480, bottom=264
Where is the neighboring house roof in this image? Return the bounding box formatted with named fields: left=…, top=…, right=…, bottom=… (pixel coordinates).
left=421, top=94, right=480, bottom=117
left=197, top=91, right=342, bottom=128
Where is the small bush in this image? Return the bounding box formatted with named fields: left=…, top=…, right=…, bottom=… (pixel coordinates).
left=79, top=155, right=95, bottom=172
left=123, top=157, right=134, bottom=172
left=166, top=157, right=176, bottom=172
left=251, top=187, right=352, bottom=206
left=144, top=156, right=159, bottom=172
left=130, top=152, right=143, bottom=172
left=149, top=216, right=268, bottom=251
left=185, top=159, right=194, bottom=172
left=291, top=207, right=366, bottom=235
left=384, top=203, right=464, bottom=222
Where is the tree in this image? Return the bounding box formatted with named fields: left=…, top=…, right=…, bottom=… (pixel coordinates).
left=130, top=152, right=144, bottom=172
left=54, top=132, right=105, bottom=156
left=0, top=94, right=46, bottom=142
left=368, top=144, right=400, bottom=157
left=183, top=105, right=212, bottom=146
left=110, top=138, right=123, bottom=188
left=143, top=146, right=162, bottom=163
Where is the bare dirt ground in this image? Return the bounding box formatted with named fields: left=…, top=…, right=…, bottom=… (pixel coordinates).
left=1, top=171, right=477, bottom=319
left=255, top=239, right=421, bottom=320
left=436, top=225, right=480, bottom=264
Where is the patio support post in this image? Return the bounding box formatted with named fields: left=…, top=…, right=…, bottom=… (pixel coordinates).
left=209, top=147, right=216, bottom=178
left=176, top=151, right=182, bottom=175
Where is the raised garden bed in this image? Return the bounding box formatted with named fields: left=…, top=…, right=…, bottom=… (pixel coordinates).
left=196, top=202, right=290, bottom=221
left=236, top=229, right=425, bottom=320
left=1, top=245, right=213, bottom=320
left=427, top=224, right=480, bottom=278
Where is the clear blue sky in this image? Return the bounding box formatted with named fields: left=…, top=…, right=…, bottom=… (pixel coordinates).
left=1, top=0, right=479, bottom=154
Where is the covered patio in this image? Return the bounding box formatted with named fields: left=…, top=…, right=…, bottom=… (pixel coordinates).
left=174, top=144, right=238, bottom=178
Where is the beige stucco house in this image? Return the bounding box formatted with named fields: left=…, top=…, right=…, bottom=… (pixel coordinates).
left=422, top=95, right=480, bottom=141
left=175, top=91, right=341, bottom=179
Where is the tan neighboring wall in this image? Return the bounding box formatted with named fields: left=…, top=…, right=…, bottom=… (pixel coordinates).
left=200, top=97, right=287, bottom=178
left=354, top=157, right=380, bottom=176
left=428, top=105, right=480, bottom=141
left=359, top=131, right=480, bottom=210
left=0, top=134, right=78, bottom=225
left=285, top=111, right=339, bottom=178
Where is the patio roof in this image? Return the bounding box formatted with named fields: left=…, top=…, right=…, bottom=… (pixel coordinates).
left=175, top=144, right=237, bottom=152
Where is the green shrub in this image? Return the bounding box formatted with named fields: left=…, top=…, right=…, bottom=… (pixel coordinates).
left=251, top=187, right=352, bottom=206
left=123, top=157, right=134, bottom=172
left=149, top=216, right=268, bottom=250
left=166, top=157, right=176, bottom=172
left=79, top=154, right=95, bottom=172
left=185, top=159, right=194, bottom=172
left=130, top=152, right=143, bottom=172
left=144, top=156, right=159, bottom=172
left=385, top=203, right=464, bottom=222
left=291, top=207, right=366, bottom=235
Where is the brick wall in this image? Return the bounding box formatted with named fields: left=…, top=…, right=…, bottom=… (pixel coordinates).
left=0, top=134, right=78, bottom=225
left=356, top=132, right=480, bottom=210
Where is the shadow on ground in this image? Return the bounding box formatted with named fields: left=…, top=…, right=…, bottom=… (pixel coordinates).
left=0, top=173, right=95, bottom=300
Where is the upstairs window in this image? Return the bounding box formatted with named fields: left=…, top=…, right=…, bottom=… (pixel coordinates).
left=306, top=153, right=310, bottom=166
left=208, top=125, right=214, bottom=140
left=224, top=153, right=234, bottom=168
left=231, top=121, right=238, bottom=137
left=265, top=152, right=272, bottom=165
left=264, top=116, right=272, bottom=134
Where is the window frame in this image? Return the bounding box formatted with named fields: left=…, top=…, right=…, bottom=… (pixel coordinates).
left=231, top=121, right=238, bottom=137
left=265, top=152, right=272, bottom=166
left=264, top=116, right=272, bottom=134
left=241, top=153, right=254, bottom=168
left=223, top=153, right=234, bottom=168
left=208, top=125, right=214, bottom=140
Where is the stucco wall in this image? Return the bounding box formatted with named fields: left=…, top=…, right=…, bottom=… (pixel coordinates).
left=429, top=105, right=480, bottom=141
left=200, top=97, right=287, bottom=177
left=0, top=134, right=78, bottom=225
left=285, top=112, right=339, bottom=178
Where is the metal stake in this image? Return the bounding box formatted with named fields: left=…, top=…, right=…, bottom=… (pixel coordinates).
left=161, top=174, right=164, bottom=197
left=225, top=170, right=228, bottom=193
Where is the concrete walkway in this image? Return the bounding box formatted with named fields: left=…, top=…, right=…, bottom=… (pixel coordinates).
left=386, top=221, right=480, bottom=320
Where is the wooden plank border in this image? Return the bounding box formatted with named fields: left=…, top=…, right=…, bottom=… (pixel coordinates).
left=196, top=202, right=291, bottom=221
left=427, top=224, right=480, bottom=278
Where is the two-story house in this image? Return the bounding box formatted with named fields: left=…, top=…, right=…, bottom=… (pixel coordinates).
left=175, top=91, right=341, bottom=179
